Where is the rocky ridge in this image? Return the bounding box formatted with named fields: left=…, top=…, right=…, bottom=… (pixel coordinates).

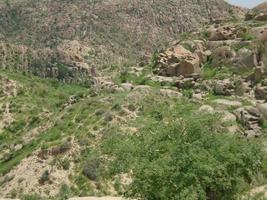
left=0, top=0, right=238, bottom=70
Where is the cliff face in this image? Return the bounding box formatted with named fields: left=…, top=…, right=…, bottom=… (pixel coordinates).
left=0, top=0, right=235, bottom=68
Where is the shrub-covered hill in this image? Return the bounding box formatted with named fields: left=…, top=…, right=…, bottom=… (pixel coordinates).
left=0, top=63, right=266, bottom=199
left=0, top=0, right=236, bottom=67
left=2, top=1, right=267, bottom=200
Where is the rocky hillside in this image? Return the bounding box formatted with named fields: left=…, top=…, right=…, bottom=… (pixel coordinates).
left=2, top=1, right=267, bottom=200
left=0, top=0, right=237, bottom=68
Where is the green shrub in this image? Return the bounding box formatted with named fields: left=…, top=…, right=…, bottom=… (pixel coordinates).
left=182, top=89, right=193, bottom=98
left=103, top=114, right=264, bottom=200
left=82, top=156, right=100, bottom=181
left=58, top=184, right=71, bottom=200
left=56, top=63, right=71, bottom=80
left=39, top=170, right=50, bottom=185
left=61, top=159, right=70, bottom=170
left=22, top=194, right=44, bottom=200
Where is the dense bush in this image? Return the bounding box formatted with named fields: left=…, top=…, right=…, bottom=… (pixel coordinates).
left=39, top=170, right=50, bottom=185
left=103, top=114, right=264, bottom=200
left=82, top=156, right=100, bottom=181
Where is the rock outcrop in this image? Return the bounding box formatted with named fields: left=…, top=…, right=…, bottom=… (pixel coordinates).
left=234, top=106, right=263, bottom=137
left=153, top=44, right=201, bottom=77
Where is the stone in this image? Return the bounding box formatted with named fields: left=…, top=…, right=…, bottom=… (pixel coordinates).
left=192, top=93, right=203, bottom=100
left=175, top=77, right=196, bottom=89
left=153, top=44, right=200, bottom=77
left=257, top=103, right=267, bottom=120
left=208, top=25, right=238, bottom=41
left=235, top=48, right=258, bottom=70
left=260, top=44, right=267, bottom=66
left=121, top=83, right=134, bottom=92
left=234, top=79, right=246, bottom=96
left=251, top=66, right=266, bottom=83
left=198, top=105, right=214, bottom=113
left=180, top=40, right=209, bottom=63
left=133, top=85, right=152, bottom=94
left=211, top=46, right=236, bottom=67
left=159, top=89, right=183, bottom=98
left=214, top=79, right=235, bottom=96
left=251, top=26, right=267, bottom=42
left=149, top=75, right=178, bottom=86
left=221, top=111, right=237, bottom=123
left=255, top=85, right=267, bottom=100
left=234, top=106, right=263, bottom=137
left=213, top=99, right=242, bottom=109
left=14, top=144, right=23, bottom=151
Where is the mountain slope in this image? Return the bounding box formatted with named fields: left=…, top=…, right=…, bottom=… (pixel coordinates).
left=2, top=1, right=267, bottom=200
left=0, top=0, right=235, bottom=67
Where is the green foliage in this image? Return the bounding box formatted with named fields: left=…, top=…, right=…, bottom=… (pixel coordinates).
left=55, top=63, right=71, bottom=80
left=150, top=51, right=159, bottom=69
left=39, top=170, right=50, bottom=184
left=257, top=40, right=267, bottom=57
left=116, top=70, right=159, bottom=87
left=22, top=194, right=44, bottom=200
left=202, top=62, right=217, bottom=80
left=82, top=153, right=101, bottom=181
left=103, top=112, right=264, bottom=200
left=181, top=89, right=193, bottom=99
left=201, top=29, right=211, bottom=40
left=240, top=32, right=256, bottom=41
left=0, top=69, right=89, bottom=175
left=58, top=184, right=72, bottom=200
left=61, top=159, right=70, bottom=170
left=232, top=42, right=252, bottom=51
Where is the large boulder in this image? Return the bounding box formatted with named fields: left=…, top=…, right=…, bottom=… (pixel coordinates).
left=211, top=46, right=236, bottom=67
left=153, top=44, right=200, bottom=77
left=255, top=85, right=267, bottom=100
left=254, top=80, right=267, bottom=100
left=213, top=99, right=242, bottom=109
left=251, top=26, right=267, bottom=42
left=248, top=66, right=267, bottom=83
left=211, top=45, right=258, bottom=70
left=180, top=40, right=211, bottom=63
left=208, top=25, right=238, bottom=41
left=214, top=79, right=235, bottom=96
left=235, top=48, right=258, bottom=70
left=213, top=78, right=248, bottom=96
left=257, top=103, right=267, bottom=120
left=259, top=43, right=267, bottom=66
left=234, top=106, right=263, bottom=137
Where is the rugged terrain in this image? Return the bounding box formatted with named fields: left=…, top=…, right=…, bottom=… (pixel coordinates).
left=1, top=0, right=267, bottom=200
left=0, top=0, right=237, bottom=70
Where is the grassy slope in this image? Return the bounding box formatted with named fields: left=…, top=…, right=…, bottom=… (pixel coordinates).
left=0, top=68, right=266, bottom=199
